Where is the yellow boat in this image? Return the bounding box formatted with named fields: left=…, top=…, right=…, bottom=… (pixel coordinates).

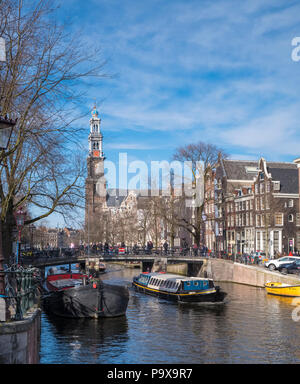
left=265, top=282, right=300, bottom=297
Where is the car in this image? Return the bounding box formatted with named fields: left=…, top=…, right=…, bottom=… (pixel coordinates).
left=265, top=256, right=300, bottom=271
left=278, top=259, right=300, bottom=275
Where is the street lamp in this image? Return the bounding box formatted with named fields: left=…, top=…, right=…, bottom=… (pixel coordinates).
left=14, top=206, right=27, bottom=265
left=0, top=115, right=16, bottom=321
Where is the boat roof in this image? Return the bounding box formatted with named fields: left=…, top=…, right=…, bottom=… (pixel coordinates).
left=140, top=272, right=212, bottom=282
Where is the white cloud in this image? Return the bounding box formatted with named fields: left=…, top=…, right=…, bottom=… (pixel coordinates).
left=220, top=105, right=300, bottom=157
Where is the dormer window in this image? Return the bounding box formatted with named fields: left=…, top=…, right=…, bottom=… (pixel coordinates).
left=273, top=181, right=280, bottom=191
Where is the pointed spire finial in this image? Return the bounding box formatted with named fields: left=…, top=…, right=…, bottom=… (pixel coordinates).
left=91, top=101, right=99, bottom=118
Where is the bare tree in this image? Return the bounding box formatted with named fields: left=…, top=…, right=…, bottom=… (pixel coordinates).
left=0, top=0, right=108, bottom=261
left=171, top=142, right=227, bottom=246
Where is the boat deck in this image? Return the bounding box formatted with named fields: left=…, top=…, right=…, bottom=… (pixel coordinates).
left=49, top=278, right=82, bottom=289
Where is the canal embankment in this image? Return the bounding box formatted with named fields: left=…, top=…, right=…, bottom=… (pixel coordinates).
left=200, top=258, right=300, bottom=287
left=0, top=308, right=41, bottom=364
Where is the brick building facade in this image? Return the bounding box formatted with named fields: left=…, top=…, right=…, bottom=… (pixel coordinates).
left=212, top=157, right=300, bottom=257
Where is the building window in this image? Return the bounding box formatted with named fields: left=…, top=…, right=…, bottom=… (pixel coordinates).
left=256, top=231, right=261, bottom=250
left=256, top=214, right=261, bottom=227
left=296, top=214, right=300, bottom=226
left=273, top=181, right=280, bottom=191
left=242, top=214, right=245, bottom=226
left=274, top=231, right=279, bottom=253
left=255, top=184, right=259, bottom=194
left=262, top=231, right=266, bottom=251
left=275, top=213, right=283, bottom=226
left=255, top=198, right=259, bottom=211
left=297, top=233, right=300, bottom=252
left=288, top=214, right=294, bottom=222
left=260, top=183, right=264, bottom=194
left=288, top=200, right=294, bottom=208
left=260, top=197, right=264, bottom=210
left=266, top=182, right=270, bottom=193
left=265, top=197, right=270, bottom=210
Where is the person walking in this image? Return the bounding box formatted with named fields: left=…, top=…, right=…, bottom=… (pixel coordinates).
left=182, top=239, right=188, bottom=256
left=163, top=240, right=168, bottom=255
left=104, top=242, right=109, bottom=255
left=193, top=243, right=198, bottom=257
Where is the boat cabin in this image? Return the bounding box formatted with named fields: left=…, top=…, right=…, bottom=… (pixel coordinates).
left=136, top=273, right=214, bottom=293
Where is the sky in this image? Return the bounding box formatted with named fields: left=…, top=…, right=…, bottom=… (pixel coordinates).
left=47, top=0, right=300, bottom=227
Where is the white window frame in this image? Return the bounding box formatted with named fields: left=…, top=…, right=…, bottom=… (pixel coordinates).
left=275, top=213, right=284, bottom=226
left=273, top=181, right=280, bottom=191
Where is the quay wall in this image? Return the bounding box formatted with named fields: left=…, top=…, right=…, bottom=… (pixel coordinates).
left=166, top=263, right=188, bottom=275
left=201, top=259, right=300, bottom=287
left=0, top=308, right=41, bottom=364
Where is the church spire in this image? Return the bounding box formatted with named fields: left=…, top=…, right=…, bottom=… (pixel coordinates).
left=88, top=103, right=104, bottom=159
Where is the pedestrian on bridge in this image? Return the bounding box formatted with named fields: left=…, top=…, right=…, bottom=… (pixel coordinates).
left=163, top=241, right=168, bottom=255
left=193, top=244, right=198, bottom=256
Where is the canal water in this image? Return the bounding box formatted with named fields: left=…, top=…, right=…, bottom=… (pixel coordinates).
left=40, top=264, right=300, bottom=364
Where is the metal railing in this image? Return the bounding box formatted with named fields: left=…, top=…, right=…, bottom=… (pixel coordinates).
left=3, top=265, right=41, bottom=321
left=20, top=246, right=230, bottom=260
left=19, top=246, right=271, bottom=268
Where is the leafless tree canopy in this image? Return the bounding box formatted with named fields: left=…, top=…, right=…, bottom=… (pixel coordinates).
left=171, top=141, right=227, bottom=245
left=0, top=0, right=108, bottom=259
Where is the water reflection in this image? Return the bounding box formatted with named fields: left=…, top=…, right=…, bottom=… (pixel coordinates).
left=41, top=311, right=129, bottom=363
left=40, top=265, right=300, bottom=364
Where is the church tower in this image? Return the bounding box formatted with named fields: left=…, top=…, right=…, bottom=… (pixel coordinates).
left=85, top=105, right=107, bottom=242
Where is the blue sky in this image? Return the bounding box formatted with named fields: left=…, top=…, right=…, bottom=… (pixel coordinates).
left=47, top=0, right=300, bottom=226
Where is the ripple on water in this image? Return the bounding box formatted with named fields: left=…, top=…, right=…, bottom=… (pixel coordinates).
left=40, top=267, right=300, bottom=364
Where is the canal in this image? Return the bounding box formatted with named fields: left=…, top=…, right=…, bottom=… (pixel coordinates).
left=40, top=264, right=300, bottom=364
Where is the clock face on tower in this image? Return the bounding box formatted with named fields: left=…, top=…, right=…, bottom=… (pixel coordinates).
left=93, top=150, right=100, bottom=158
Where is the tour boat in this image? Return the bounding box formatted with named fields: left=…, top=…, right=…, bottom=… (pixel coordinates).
left=43, top=268, right=129, bottom=318
left=264, top=282, right=300, bottom=297
left=132, top=272, right=227, bottom=303
left=99, top=262, right=106, bottom=272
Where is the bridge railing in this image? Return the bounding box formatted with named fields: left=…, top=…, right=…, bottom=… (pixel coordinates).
left=20, top=246, right=241, bottom=264
left=3, top=265, right=41, bottom=321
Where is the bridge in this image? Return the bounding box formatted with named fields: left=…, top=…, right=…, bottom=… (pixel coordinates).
left=20, top=250, right=207, bottom=276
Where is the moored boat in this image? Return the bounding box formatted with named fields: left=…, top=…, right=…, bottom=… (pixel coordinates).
left=264, top=282, right=300, bottom=297
left=43, top=268, right=129, bottom=318
left=132, top=272, right=227, bottom=303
